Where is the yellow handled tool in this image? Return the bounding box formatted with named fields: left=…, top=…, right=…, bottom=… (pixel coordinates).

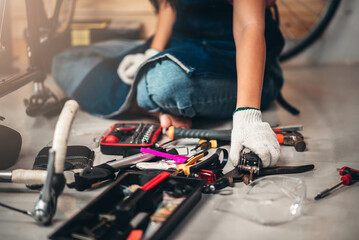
left=172, top=151, right=207, bottom=176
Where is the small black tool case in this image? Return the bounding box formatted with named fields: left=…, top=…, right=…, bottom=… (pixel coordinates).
left=50, top=172, right=204, bottom=240
left=100, top=122, right=162, bottom=155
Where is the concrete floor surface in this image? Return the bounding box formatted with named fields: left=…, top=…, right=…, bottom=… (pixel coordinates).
left=0, top=64, right=358, bottom=239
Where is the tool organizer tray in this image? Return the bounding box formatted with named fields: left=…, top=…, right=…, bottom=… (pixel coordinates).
left=100, top=122, right=162, bottom=156
left=50, top=172, right=204, bottom=240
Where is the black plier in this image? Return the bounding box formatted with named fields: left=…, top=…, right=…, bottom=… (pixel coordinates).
left=202, top=164, right=315, bottom=193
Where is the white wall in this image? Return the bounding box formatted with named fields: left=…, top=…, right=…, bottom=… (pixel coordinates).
left=284, top=0, right=359, bottom=66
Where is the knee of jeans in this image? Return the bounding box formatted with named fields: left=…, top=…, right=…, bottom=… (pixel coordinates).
left=137, top=75, right=155, bottom=110
left=139, top=60, right=191, bottom=109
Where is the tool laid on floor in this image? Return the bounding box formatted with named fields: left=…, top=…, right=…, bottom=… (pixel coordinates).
left=72, top=145, right=178, bottom=191
left=192, top=139, right=229, bottom=151
left=167, top=126, right=231, bottom=141
left=134, top=148, right=228, bottom=185
left=140, top=147, right=189, bottom=164
left=275, top=131, right=306, bottom=152
left=171, top=150, right=208, bottom=176
left=272, top=125, right=303, bottom=132
left=203, top=163, right=315, bottom=193
left=314, top=166, right=358, bottom=200
left=166, top=125, right=306, bottom=152
left=202, top=149, right=314, bottom=193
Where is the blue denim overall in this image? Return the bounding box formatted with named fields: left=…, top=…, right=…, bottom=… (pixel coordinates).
left=136, top=0, right=284, bottom=119
left=52, top=0, right=284, bottom=118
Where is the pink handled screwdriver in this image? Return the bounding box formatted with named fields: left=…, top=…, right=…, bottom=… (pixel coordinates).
left=140, top=148, right=189, bottom=164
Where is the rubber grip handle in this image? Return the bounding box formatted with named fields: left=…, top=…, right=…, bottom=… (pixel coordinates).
left=141, top=171, right=170, bottom=190
left=259, top=164, right=315, bottom=176
left=340, top=166, right=359, bottom=180
left=276, top=133, right=284, bottom=143
left=341, top=174, right=352, bottom=185
left=168, top=127, right=231, bottom=141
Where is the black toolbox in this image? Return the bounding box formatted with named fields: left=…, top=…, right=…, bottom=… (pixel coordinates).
left=50, top=172, right=204, bottom=240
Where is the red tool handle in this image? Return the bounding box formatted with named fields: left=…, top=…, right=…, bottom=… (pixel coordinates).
left=339, top=166, right=359, bottom=180
left=341, top=174, right=352, bottom=185
left=276, top=133, right=284, bottom=144
left=141, top=171, right=170, bottom=190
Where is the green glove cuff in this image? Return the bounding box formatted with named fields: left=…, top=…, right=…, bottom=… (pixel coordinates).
left=233, top=107, right=260, bottom=116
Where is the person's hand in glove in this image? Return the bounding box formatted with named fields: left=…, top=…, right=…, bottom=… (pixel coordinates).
left=117, top=48, right=159, bottom=85
left=229, top=107, right=280, bottom=168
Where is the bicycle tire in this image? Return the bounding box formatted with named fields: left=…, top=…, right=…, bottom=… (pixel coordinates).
left=277, top=0, right=342, bottom=62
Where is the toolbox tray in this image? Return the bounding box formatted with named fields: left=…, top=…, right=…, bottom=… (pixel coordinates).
left=50, top=172, right=204, bottom=240
left=100, top=122, right=162, bottom=156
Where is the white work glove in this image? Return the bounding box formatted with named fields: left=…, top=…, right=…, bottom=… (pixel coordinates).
left=229, top=108, right=280, bottom=168
left=117, top=48, right=160, bottom=85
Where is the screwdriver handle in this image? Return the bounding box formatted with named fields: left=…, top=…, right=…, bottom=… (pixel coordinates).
left=341, top=174, right=352, bottom=186
left=140, top=148, right=188, bottom=164
left=315, top=173, right=354, bottom=200
left=339, top=166, right=359, bottom=180
left=167, top=127, right=231, bottom=141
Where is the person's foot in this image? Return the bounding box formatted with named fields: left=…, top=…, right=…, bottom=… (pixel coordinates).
left=159, top=113, right=192, bottom=129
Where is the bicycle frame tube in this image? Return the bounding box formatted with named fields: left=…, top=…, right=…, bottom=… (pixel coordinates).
left=0, top=69, right=45, bottom=98
left=25, top=0, right=49, bottom=72
left=0, top=0, right=57, bottom=99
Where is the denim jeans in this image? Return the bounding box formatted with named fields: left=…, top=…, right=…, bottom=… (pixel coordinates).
left=137, top=58, right=283, bottom=119
left=52, top=39, right=149, bottom=117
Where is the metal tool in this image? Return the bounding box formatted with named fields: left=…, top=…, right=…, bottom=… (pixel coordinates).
left=166, top=126, right=306, bottom=152
left=276, top=131, right=306, bottom=152
left=167, top=126, right=231, bottom=141
left=172, top=150, right=208, bottom=176
left=130, top=122, right=144, bottom=144
left=203, top=162, right=315, bottom=193
left=140, top=147, right=189, bottom=164
left=72, top=143, right=178, bottom=191
left=315, top=166, right=358, bottom=200
left=339, top=166, right=359, bottom=179
left=31, top=148, right=59, bottom=225
left=238, top=148, right=262, bottom=181
left=272, top=125, right=303, bottom=132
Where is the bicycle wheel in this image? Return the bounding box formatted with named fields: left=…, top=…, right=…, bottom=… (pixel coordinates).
left=274, top=0, right=342, bottom=62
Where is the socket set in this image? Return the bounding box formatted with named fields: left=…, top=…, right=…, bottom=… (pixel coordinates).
left=100, top=122, right=162, bottom=155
